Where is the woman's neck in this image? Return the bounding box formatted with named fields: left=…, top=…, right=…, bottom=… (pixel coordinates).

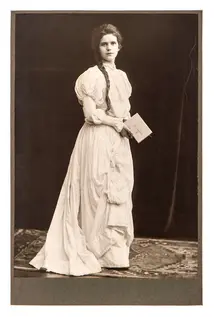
left=102, top=60, right=116, bottom=70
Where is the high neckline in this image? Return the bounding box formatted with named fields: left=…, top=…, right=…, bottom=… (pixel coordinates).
left=102, top=62, right=117, bottom=70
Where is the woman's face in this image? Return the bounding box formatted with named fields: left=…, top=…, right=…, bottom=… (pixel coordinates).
left=99, top=34, right=120, bottom=63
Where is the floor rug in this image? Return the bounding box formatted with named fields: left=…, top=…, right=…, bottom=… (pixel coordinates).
left=14, top=229, right=198, bottom=279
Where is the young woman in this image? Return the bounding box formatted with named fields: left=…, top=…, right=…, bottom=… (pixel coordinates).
left=29, top=23, right=134, bottom=276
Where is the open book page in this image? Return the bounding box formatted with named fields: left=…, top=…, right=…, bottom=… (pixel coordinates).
left=124, top=113, right=152, bottom=143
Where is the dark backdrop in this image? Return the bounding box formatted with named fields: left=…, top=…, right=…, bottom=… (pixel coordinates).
left=15, top=13, right=199, bottom=240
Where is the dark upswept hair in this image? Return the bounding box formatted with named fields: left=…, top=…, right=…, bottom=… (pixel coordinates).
left=91, top=24, right=123, bottom=112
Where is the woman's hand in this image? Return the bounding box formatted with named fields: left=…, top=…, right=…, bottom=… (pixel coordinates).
left=113, top=119, right=125, bottom=133
left=113, top=118, right=133, bottom=138
left=120, top=127, right=133, bottom=139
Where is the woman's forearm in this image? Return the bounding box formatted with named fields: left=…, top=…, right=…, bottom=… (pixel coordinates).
left=82, top=96, right=124, bottom=132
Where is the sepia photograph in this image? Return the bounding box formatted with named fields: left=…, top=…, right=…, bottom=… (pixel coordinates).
left=11, top=11, right=202, bottom=304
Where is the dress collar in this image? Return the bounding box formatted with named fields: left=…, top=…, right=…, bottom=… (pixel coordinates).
left=102, top=62, right=117, bottom=71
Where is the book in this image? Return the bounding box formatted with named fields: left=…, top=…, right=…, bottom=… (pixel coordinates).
left=124, top=113, right=152, bottom=143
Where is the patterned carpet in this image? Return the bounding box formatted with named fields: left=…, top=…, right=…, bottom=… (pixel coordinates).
left=14, top=229, right=198, bottom=279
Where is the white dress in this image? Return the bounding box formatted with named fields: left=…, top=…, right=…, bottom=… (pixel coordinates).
left=29, top=64, right=134, bottom=276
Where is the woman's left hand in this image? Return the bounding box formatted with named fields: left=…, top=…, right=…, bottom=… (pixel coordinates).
left=120, top=128, right=133, bottom=139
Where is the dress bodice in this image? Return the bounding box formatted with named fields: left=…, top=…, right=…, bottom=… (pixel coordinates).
left=74, top=65, right=132, bottom=119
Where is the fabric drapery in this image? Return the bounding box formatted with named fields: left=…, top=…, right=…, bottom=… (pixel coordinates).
left=29, top=65, right=134, bottom=276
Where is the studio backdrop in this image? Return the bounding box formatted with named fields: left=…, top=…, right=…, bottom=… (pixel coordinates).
left=15, top=13, right=199, bottom=240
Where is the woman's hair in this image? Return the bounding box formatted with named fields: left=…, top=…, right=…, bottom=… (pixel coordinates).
left=91, top=24, right=123, bottom=61
left=91, top=24, right=123, bottom=112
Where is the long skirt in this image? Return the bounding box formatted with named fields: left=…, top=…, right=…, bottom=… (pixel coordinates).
left=29, top=123, right=134, bottom=276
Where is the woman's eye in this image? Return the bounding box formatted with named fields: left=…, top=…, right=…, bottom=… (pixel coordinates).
left=100, top=42, right=117, bottom=47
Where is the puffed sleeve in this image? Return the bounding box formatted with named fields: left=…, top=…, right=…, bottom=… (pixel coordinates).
left=74, top=67, right=106, bottom=106
left=74, top=67, right=107, bottom=124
